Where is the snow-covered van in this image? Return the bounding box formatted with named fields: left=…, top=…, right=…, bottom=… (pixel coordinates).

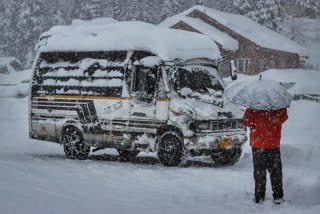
left=29, top=21, right=247, bottom=166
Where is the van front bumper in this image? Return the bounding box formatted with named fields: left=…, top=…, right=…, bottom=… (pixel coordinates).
left=184, top=131, right=247, bottom=155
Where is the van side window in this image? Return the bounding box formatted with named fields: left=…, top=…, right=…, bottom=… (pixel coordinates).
left=131, top=66, right=157, bottom=103
left=32, top=51, right=126, bottom=97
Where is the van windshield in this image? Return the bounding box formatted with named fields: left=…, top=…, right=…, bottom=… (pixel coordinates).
left=172, top=66, right=223, bottom=96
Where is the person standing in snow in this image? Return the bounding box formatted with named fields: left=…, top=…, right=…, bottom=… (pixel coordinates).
left=243, top=108, right=288, bottom=204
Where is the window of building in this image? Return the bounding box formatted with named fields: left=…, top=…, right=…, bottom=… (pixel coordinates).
left=259, top=59, right=265, bottom=70
left=280, top=61, right=286, bottom=69
left=270, top=56, right=276, bottom=68
left=236, top=58, right=250, bottom=73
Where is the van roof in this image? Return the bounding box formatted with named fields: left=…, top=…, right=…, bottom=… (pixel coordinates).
left=37, top=21, right=220, bottom=61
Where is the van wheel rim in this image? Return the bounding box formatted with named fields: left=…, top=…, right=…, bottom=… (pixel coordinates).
left=62, top=128, right=89, bottom=159
left=162, top=140, right=178, bottom=154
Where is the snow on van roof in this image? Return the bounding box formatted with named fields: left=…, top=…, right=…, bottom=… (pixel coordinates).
left=38, top=21, right=221, bottom=61
left=159, top=15, right=239, bottom=51
left=160, top=5, right=305, bottom=54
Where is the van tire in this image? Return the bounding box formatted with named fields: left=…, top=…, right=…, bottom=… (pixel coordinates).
left=117, top=150, right=139, bottom=161
left=61, top=126, right=90, bottom=160
left=211, top=148, right=242, bottom=166
left=157, top=132, right=185, bottom=167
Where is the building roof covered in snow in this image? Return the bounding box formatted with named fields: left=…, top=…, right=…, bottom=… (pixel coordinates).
left=159, top=14, right=239, bottom=51
left=37, top=21, right=221, bottom=61
left=160, top=5, right=304, bottom=54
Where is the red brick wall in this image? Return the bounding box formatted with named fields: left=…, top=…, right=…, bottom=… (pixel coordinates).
left=171, top=21, right=202, bottom=34
left=257, top=47, right=300, bottom=70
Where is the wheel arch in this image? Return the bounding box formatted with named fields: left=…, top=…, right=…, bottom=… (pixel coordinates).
left=156, top=124, right=183, bottom=139
left=155, top=125, right=184, bottom=150
left=58, top=121, right=86, bottom=144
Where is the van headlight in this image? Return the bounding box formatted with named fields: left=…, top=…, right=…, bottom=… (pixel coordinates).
left=197, top=122, right=210, bottom=130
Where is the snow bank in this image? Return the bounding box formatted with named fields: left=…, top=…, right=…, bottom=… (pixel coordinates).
left=281, top=100, right=320, bottom=166
left=38, top=21, right=221, bottom=61
left=0, top=57, right=21, bottom=67
left=261, top=69, right=320, bottom=95
left=0, top=57, right=22, bottom=73
left=224, top=69, right=320, bottom=96
left=0, top=69, right=31, bottom=85
left=0, top=84, right=28, bottom=98
left=159, top=15, right=239, bottom=51
left=0, top=69, right=31, bottom=98
left=162, top=5, right=305, bottom=54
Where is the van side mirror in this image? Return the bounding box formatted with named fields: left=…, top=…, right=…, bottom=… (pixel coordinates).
left=230, top=59, right=238, bottom=81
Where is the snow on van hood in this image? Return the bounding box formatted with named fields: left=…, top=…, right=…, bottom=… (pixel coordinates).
left=169, top=95, right=244, bottom=120
left=37, top=21, right=220, bottom=61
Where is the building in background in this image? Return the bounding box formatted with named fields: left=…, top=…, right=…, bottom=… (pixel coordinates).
left=0, top=57, right=23, bottom=74
left=160, top=6, right=305, bottom=77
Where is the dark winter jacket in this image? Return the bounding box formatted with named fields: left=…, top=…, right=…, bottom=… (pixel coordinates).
left=243, top=108, right=288, bottom=149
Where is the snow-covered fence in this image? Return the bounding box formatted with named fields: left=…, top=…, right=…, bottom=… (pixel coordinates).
left=293, top=94, right=320, bottom=103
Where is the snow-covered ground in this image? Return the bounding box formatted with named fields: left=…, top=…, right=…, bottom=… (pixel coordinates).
left=1, top=76, right=320, bottom=213
left=0, top=69, right=31, bottom=98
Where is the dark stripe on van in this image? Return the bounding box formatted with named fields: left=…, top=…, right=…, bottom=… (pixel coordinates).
left=32, top=98, right=98, bottom=125
left=31, top=98, right=166, bottom=134
left=32, top=115, right=79, bottom=120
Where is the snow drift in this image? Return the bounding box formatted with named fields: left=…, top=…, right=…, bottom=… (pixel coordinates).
left=0, top=69, right=31, bottom=98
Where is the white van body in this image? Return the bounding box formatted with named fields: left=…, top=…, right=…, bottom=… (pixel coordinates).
left=29, top=21, right=246, bottom=166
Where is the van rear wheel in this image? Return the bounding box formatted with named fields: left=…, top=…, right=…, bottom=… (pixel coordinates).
left=211, top=148, right=242, bottom=166
left=157, top=132, right=185, bottom=167
left=61, top=126, right=90, bottom=160
left=117, top=150, right=139, bottom=161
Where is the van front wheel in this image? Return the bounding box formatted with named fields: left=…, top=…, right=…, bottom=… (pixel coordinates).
left=61, top=126, right=90, bottom=160
left=157, top=132, right=185, bottom=167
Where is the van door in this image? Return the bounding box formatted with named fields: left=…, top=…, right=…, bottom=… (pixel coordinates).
left=89, top=64, right=130, bottom=136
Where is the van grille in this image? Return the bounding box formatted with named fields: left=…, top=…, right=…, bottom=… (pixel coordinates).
left=190, top=119, right=245, bottom=132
